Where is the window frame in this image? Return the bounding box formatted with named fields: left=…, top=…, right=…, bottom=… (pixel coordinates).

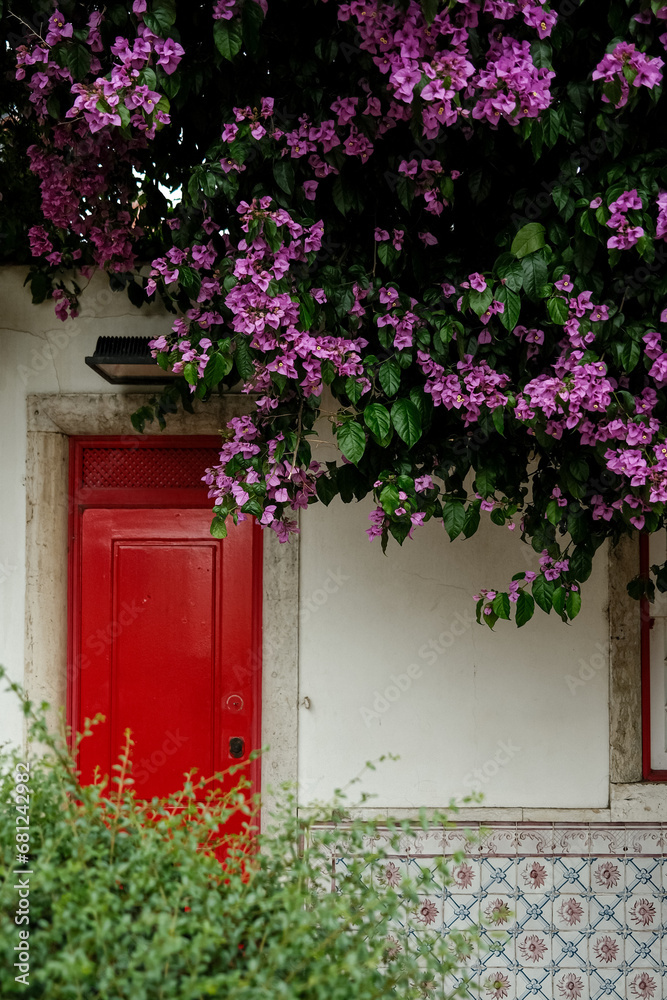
left=640, top=533, right=667, bottom=781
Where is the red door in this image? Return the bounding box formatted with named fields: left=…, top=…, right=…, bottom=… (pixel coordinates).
left=68, top=438, right=262, bottom=843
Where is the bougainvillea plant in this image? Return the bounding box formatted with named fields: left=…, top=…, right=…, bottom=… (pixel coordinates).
left=3, top=0, right=667, bottom=626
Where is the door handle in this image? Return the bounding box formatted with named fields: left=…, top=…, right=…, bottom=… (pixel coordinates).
left=229, top=737, right=244, bottom=758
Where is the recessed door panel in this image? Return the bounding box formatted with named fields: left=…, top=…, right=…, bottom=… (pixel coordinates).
left=75, top=506, right=261, bottom=827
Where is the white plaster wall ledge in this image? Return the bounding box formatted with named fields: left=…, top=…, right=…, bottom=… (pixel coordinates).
left=610, top=782, right=667, bottom=821
left=300, top=806, right=615, bottom=823
left=27, top=391, right=253, bottom=435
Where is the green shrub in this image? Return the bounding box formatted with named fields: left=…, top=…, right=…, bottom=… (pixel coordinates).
left=0, top=676, right=476, bottom=999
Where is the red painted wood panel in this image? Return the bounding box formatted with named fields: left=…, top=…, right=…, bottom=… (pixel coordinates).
left=74, top=504, right=262, bottom=836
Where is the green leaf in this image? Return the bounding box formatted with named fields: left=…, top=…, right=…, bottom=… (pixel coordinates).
left=299, top=294, right=316, bottom=331
left=316, top=475, right=338, bottom=506
left=521, top=254, right=549, bottom=299
left=566, top=589, right=582, bottom=619
left=337, top=421, right=366, bottom=464
left=378, top=359, right=401, bottom=397
left=143, top=0, right=177, bottom=34
left=234, top=338, right=255, bottom=380
left=363, top=403, right=391, bottom=441
left=552, top=585, right=567, bottom=617
left=332, top=176, right=357, bottom=216
left=547, top=296, right=569, bottom=325
left=532, top=574, right=554, bottom=613
left=443, top=500, right=465, bottom=540
left=210, top=516, right=228, bottom=539
left=463, top=503, right=481, bottom=538
left=345, top=376, right=364, bottom=404
left=273, top=160, right=294, bottom=196
left=621, top=338, right=641, bottom=372
left=203, top=352, right=233, bottom=387
left=390, top=399, right=422, bottom=448
left=421, top=0, right=438, bottom=23
left=66, top=43, right=91, bottom=79
left=492, top=592, right=511, bottom=620
left=511, top=223, right=546, bottom=259
left=213, top=18, right=243, bottom=60
left=570, top=547, right=593, bottom=582
left=321, top=359, right=335, bottom=385
left=495, top=254, right=524, bottom=292
left=474, top=467, right=495, bottom=496
left=496, top=285, right=521, bottom=331
left=378, top=242, right=398, bottom=267
left=468, top=286, right=493, bottom=318
left=515, top=591, right=535, bottom=627
left=183, top=361, right=198, bottom=385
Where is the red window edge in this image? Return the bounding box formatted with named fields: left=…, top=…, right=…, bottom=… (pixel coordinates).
left=640, top=533, right=667, bottom=781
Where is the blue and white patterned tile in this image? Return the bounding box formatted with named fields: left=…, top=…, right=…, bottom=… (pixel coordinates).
left=449, top=858, right=481, bottom=893
left=516, top=931, right=552, bottom=968
left=516, top=967, right=552, bottom=1000
left=589, top=968, right=625, bottom=1000
left=480, top=969, right=516, bottom=1000
left=553, top=894, right=589, bottom=932
left=554, top=858, right=590, bottom=893
left=518, top=858, right=554, bottom=894
left=515, top=893, right=552, bottom=931
left=588, top=893, right=625, bottom=931
left=626, top=857, right=661, bottom=893
left=551, top=931, right=589, bottom=970
left=479, top=929, right=514, bottom=968
left=481, top=894, right=516, bottom=932
left=588, top=930, right=624, bottom=968
left=482, top=857, right=517, bottom=892
left=444, top=892, right=480, bottom=929
left=626, top=893, right=661, bottom=933
left=553, top=969, right=590, bottom=1000
left=444, top=972, right=479, bottom=999
left=624, top=931, right=662, bottom=969
left=625, top=967, right=664, bottom=999
left=590, top=859, right=625, bottom=894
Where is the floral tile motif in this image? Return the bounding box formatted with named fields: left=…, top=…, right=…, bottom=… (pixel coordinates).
left=553, top=969, right=590, bottom=1000
left=518, top=857, right=554, bottom=893
left=625, top=968, right=663, bottom=999
left=553, top=895, right=588, bottom=932
left=481, top=969, right=516, bottom=999
left=332, top=822, right=667, bottom=1000
left=590, top=857, right=625, bottom=893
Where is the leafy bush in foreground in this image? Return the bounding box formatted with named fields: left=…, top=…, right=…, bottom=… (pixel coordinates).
left=0, top=677, right=476, bottom=999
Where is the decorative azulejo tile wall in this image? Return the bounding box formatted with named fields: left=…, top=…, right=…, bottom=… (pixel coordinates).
left=333, top=823, right=666, bottom=1000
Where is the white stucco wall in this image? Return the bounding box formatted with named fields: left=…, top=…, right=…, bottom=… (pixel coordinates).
left=0, top=265, right=611, bottom=812
left=298, top=472, right=610, bottom=812
left=0, top=267, right=168, bottom=748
